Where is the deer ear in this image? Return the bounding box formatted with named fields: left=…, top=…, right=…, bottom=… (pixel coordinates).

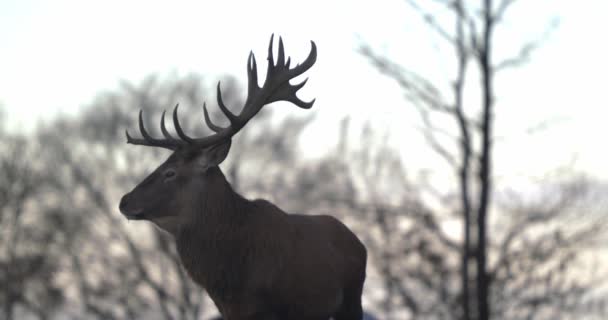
left=196, top=140, right=232, bottom=170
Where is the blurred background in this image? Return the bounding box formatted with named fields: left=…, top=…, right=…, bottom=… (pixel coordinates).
left=1, top=0, right=607, bottom=319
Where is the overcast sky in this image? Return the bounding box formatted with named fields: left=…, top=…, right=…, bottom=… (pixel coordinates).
left=1, top=0, right=606, bottom=181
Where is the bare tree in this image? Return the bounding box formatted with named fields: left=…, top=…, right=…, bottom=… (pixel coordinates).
left=359, top=1, right=607, bottom=319
left=0, top=123, right=75, bottom=320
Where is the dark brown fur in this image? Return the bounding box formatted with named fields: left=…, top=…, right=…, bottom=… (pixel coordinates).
left=177, top=168, right=367, bottom=320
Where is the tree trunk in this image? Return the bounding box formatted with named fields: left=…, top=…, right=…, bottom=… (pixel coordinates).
left=477, top=1, right=494, bottom=319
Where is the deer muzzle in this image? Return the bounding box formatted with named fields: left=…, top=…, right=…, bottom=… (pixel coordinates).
left=119, top=193, right=145, bottom=220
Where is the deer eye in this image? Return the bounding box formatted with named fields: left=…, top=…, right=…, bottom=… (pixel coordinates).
left=163, top=169, right=176, bottom=180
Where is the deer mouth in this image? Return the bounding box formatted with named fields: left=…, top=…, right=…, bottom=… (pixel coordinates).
left=122, top=209, right=146, bottom=220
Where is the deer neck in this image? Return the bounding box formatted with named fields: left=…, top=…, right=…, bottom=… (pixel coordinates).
left=175, top=167, right=251, bottom=291
left=177, top=166, right=246, bottom=235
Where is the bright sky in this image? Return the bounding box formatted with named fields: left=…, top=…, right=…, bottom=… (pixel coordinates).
left=1, top=0, right=606, bottom=180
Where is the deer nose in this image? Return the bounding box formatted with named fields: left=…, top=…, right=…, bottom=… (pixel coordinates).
left=119, top=194, right=144, bottom=219
left=119, top=194, right=131, bottom=213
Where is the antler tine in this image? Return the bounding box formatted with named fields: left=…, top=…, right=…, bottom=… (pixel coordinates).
left=125, top=130, right=148, bottom=146
left=138, top=109, right=155, bottom=142
left=125, top=109, right=179, bottom=150
left=289, top=78, right=316, bottom=109
left=172, top=104, right=195, bottom=143
left=203, top=103, right=224, bottom=133
left=267, top=33, right=275, bottom=74
left=160, top=110, right=178, bottom=140
left=216, top=82, right=239, bottom=125
left=247, top=52, right=259, bottom=99
left=285, top=56, right=291, bottom=69
left=285, top=80, right=316, bottom=109
left=288, top=40, right=317, bottom=77
left=276, top=37, right=285, bottom=68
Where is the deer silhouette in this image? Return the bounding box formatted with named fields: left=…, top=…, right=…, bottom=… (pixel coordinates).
left=119, top=35, right=367, bottom=320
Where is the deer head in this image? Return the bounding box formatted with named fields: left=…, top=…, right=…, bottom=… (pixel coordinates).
left=119, top=35, right=317, bottom=235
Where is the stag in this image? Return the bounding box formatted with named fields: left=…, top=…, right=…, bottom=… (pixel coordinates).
left=119, top=35, right=367, bottom=320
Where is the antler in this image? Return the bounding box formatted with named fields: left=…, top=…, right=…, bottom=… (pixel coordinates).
left=126, top=34, right=317, bottom=150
